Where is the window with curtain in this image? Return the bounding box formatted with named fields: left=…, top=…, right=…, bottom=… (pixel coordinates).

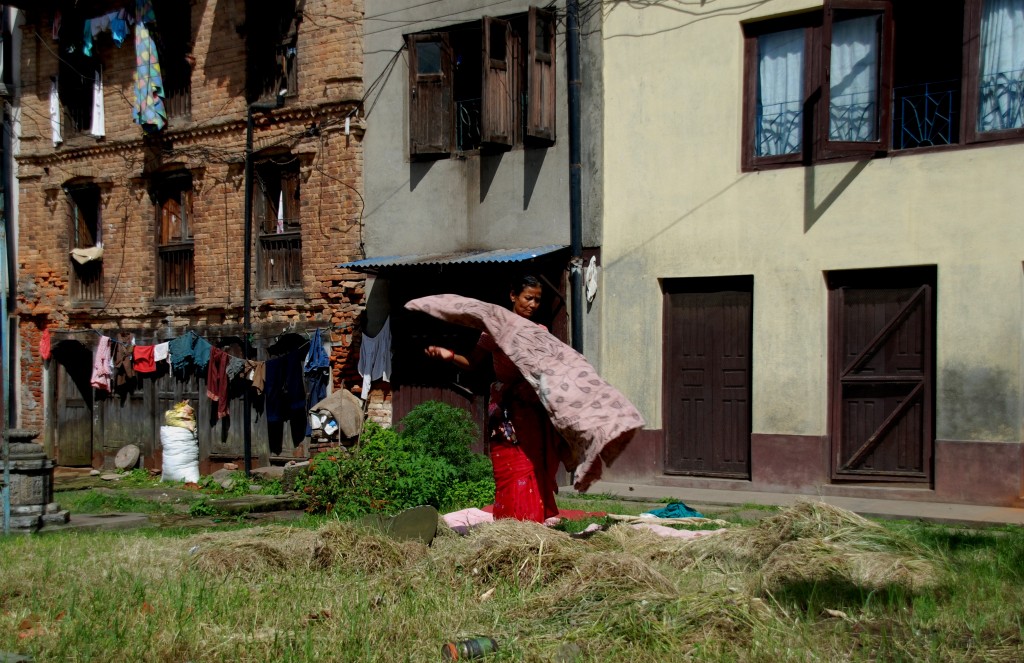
left=742, top=0, right=1024, bottom=170
left=757, top=28, right=805, bottom=157
left=828, top=12, right=881, bottom=142
left=254, top=159, right=303, bottom=294
left=156, top=174, right=195, bottom=300
left=978, top=0, right=1024, bottom=132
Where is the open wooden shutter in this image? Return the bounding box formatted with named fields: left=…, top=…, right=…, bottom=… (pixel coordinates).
left=408, top=33, right=453, bottom=158
left=821, top=0, right=892, bottom=157
left=281, top=168, right=300, bottom=231
left=481, top=17, right=515, bottom=149
left=526, top=6, right=556, bottom=144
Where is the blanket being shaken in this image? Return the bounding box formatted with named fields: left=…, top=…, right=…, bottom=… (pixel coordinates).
left=405, top=294, right=644, bottom=491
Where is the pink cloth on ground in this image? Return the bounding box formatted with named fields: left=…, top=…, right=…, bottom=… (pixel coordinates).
left=442, top=508, right=495, bottom=528
left=90, top=336, right=114, bottom=391
left=631, top=523, right=728, bottom=539
left=405, top=294, right=645, bottom=491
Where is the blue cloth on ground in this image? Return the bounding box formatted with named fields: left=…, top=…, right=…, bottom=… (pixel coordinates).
left=643, top=502, right=704, bottom=519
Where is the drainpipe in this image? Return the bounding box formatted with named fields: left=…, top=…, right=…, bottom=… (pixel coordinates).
left=566, top=0, right=583, bottom=352
left=1, top=103, right=9, bottom=536
left=242, top=98, right=282, bottom=476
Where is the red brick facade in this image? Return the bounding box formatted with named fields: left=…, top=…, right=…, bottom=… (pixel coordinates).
left=13, top=1, right=368, bottom=467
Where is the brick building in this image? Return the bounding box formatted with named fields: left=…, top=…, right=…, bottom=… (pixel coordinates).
left=9, top=0, right=365, bottom=470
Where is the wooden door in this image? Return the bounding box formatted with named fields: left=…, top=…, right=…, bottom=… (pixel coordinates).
left=829, top=267, right=934, bottom=482
left=52, top=341, right=94, bottom=466
left=663, top=277, right=752, bottom=477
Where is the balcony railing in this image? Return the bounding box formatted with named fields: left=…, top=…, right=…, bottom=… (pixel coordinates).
left=259, top=231, right=302, bottom=292
left=756, top=101, right=803, bottom=157
left=455, top=98, right=481, bottom=152
left=157, top=243, right=195, bottom=299
left=72, top=260, right=102, bottom=303
left=829, top=93, right=878, bottom=142
left=893, top=80, right=959, bottom=150
left=978, top=67, right=1024, bottom=133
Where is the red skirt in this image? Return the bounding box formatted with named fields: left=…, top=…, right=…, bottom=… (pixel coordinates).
left=489, top=401, right=560, bottom=523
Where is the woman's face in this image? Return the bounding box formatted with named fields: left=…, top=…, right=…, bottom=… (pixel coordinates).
left=511, top=285, right=543, bottom=319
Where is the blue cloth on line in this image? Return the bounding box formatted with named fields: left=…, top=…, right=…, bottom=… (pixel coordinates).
left=264, top=350, right=307, bottom=423
left=304, top=329, right=330, bottom=434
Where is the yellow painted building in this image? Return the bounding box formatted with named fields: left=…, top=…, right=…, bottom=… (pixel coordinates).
left=598, top=0, right=1024, bottom=506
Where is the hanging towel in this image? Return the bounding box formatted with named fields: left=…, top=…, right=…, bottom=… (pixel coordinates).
left=133, top=344, right=157, bottom=373
left=244, top=360, right=267, bottom=394
left=132, top=0, right=167, bottom=131
left=90, top=336, right=113, bottom=391
left=192, top=336, right=212, bottom=370
left=168, top=333, right=194, bottom=372
left=50, top=78, right=62, bottom=145
left=304, top=329, right=331, bottom=434
left=90, top=66, right=105, bottom=137
left=206, top=347, right=230, bottom=419
left=153, top=341, right=170, bottom=363
left=226, top=355, right=246, bottom=381
left=357, top=317, right=391, bottom=400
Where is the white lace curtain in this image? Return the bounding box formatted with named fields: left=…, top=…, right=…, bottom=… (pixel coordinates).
left=829, top=14, right=880, bottom=142
left=979, top=0, right=1024, bottom=132
left=757, top=28, right=804, bottom=156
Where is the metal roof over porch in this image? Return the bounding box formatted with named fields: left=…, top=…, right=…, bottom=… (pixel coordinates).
left=338, top=245, right=568, bottom=273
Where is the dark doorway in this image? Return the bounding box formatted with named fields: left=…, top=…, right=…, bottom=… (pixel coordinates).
left=828, top=266, right=935, bottom=482
left=663, top=276, right=753, bottom=478
left=51, top=340, right=94, bottom=466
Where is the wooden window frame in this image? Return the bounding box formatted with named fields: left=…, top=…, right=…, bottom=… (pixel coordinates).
left=254, top=159, right=303, bottom=296
left=155, top=174, right=195, bottom=302
left=742, top=14, right=822, bottom=170
left=152, top=0, right=194, bottom=120
left=962, top=0, right=1024, bottom=144
left=407, top=32, right=454, bottom=159
left=820, top=0, right=894, bottom=158
left=246, top=0, right=301, bottom=104
left=66, top=182, right=103, bottom=305
left=526, top=6, right=557, bottom=145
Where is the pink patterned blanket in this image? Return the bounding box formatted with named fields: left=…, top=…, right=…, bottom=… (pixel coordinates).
left=405, top=294, right=644, bottom=491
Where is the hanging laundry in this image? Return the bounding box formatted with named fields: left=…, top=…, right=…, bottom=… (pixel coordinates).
left=90, top=336, right=113, bottom=391
left=192, top=336, right=212, bottom=370
left=132, top=0, right=166, bottom=131
left=49, top=78, right=62, bottom=145
left=39, top=328, right=52, bottom=361
left=52, top=11, right=62, bottom=41
left=153, top=341, right=170, bottom=363
left=226, top=355, right=246, bottom=381
left=133, top=344, right=157, bottom=373
left=83, top=10, right=133, bottom=57
left=206, top=347, right=230, bottom=419
left=244, top=359, right=267, bottom=395
left=304, top=329, right=331, bottom=434
left=168, top=332, right=194, bottom=372
left=90, top=66, right=105, bottom=137
left=357, top=317, right=391, bottom=400
left=112, top=335, right=136, bottom=389
left=263, top=350, right=306, bottom=423
left=276, top=190, right=285, bottom=234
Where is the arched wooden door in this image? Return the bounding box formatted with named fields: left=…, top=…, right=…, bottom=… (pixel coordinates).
left=51, top=340, right=94, bottom=466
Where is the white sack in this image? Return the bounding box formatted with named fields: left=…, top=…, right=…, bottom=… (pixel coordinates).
left=160, top=425, right=199, bottom=483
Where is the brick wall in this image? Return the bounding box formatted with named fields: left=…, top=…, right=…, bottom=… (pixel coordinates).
left=14, top=0, right=367, bottom=435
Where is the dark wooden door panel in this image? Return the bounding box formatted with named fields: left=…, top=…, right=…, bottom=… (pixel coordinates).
left=392, top=384, right=487, bottom=454
left=664, top=280, right=752, bottom=477
left=830, top=269, right=934, bottom=482
left=54, top=344, right=94, bottom=466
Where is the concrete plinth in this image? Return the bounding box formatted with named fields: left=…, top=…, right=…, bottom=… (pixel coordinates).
left=2, top=430, right=69, bottom=534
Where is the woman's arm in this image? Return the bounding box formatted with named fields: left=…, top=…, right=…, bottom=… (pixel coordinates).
left=425, top=343, right=488, bottom=371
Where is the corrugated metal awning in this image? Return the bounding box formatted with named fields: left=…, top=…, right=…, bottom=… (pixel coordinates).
left=338, top=245, right=568, bottom=273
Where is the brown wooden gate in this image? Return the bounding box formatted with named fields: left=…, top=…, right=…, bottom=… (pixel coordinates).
left=663, top=277, right=752, bottom=477
left=829, top=267, right=934, bottom=482
left=52, top=340, right=94, bottom=466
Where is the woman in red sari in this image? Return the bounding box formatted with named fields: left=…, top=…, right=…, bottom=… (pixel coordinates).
left=425, top=276, right=562, bottom=524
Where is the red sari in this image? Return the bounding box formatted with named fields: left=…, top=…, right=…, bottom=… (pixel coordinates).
left=478, top=332, right=561, bottom=522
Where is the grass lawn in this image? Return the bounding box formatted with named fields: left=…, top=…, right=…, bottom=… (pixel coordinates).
left=1, top=495, right=1023, bottom=662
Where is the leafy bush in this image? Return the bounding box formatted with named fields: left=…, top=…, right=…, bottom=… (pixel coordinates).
left=296, top=402, right=495, bottom=517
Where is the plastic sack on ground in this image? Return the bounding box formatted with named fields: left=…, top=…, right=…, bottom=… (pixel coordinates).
left=160, top=425, right=199, bottom=483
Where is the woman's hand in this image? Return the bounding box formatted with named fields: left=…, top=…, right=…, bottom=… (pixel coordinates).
left=425, top=345, right=455, bottom=362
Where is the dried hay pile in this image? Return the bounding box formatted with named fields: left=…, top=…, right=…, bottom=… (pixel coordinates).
left=184, top=501, right=942, bottom=601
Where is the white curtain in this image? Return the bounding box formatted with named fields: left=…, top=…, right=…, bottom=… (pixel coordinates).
left=49, top=77, right=62, bottom=146
left=979, top=0, right=1024, bottom=132
left=90, top=66, right=106, bottom=138
left=829, top=14, right=880, bottom=141
left=757, top=28, right=804, bottom=156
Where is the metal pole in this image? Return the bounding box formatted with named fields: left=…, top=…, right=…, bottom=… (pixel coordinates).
left=241, top=98, right=281, bottom=477
left=567, top=0, right=584, bottom=352
left=242, top=107, right=255, bottom=477
left=1, top=97, right=10, bottom=535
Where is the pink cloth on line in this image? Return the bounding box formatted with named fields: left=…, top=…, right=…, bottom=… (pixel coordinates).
left=90, top=336, right=113, bottom=392
left=405, top=294, right=645, bottom=491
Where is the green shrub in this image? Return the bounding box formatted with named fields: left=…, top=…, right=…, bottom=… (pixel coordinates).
left=296, top=402, right=495, bottom=517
